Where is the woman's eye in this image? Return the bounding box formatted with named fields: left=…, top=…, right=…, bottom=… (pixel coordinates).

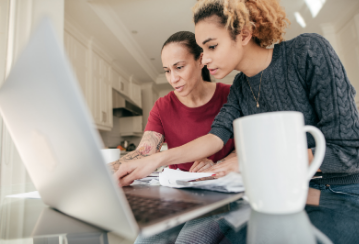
left=209, top=44, right=218, bottom=50
left=164, top=70, right=170, bottom=73
left=177, top=66, right=184, bottom=70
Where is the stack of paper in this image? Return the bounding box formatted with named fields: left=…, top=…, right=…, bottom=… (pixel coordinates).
left=159, top=168, right=245, bottom=193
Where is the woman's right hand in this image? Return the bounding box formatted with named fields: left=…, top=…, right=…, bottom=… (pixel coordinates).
left=115, top=134, right=224, bottom=185
left=114, top=156, right=160, bottom=186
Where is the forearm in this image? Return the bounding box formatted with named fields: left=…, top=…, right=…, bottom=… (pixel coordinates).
left=156, top=134, right=224, bottom=167
left=119, top=150, right=149, bottom=162
left=110, top=150, right=148, bottom=173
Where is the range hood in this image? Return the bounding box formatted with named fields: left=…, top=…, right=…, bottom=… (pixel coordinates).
left=112, top=89, right=142, bottom=117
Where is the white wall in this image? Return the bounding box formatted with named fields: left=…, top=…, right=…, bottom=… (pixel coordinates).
left=337, top=14, right=359, bottom=107
left=321, top=11, right=359, bottom=108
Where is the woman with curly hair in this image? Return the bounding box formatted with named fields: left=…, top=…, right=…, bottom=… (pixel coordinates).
left=117, top=0, right=359, bottom=209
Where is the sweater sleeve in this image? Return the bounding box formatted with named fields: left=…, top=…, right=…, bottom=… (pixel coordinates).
left=209, top=76, right=243, bottom=144
left=299, top=34, right=359, bottom=174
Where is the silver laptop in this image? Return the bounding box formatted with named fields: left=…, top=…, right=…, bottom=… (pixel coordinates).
left=0, top=18, right=243, bottom=239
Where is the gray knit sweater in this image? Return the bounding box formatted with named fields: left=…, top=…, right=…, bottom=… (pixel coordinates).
left=210, top=33, right=359, bottom=185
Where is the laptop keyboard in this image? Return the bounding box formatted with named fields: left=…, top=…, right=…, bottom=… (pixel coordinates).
left=125, top=194, right=204, bottom=224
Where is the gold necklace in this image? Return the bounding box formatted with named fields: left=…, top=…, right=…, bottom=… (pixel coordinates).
left=246, top=71, right=263, bottom=108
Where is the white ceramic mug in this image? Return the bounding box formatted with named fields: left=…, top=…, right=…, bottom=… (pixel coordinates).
left=233, top=111, right=325, bottom=214
left=101, top=149, right=120, bottom=164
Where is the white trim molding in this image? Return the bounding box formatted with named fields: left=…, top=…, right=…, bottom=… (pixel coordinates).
left=155, top=73, right=167, bottom=85
left=87, top=0, right=159, bottom=82
left=65, top=16, right=140, bottom=85
left=65, top=16, right=89, bottom=46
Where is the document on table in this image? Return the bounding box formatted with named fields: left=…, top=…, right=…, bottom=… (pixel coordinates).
left=159, top=168, right=245, bottom=193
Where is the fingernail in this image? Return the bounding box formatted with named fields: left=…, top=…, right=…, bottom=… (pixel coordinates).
left=212, top=174, right=216, bottom=176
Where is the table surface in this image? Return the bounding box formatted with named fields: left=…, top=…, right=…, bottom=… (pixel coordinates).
left=1, top=184, right=358, bottom=244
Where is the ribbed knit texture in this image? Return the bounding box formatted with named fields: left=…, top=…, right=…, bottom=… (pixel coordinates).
left=209, top=33, right=359, bottom=185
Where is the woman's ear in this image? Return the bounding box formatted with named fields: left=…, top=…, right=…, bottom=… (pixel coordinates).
left=239, top=27, right=252, bottom=46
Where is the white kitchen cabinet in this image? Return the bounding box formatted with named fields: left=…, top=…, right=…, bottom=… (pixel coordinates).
left=90, top=51, right=102, bottom=125
left=119, top=116, right=143, bottom=136
left=64, top=31, right=90, bottom=104
left=130, top=82, right=142, bottom=108
left=64, top=31, right=113, bottom=131
left=91, top=51, right=113, bottom=130
left=111, top=69, right=129, bottom=97
left=64, top=24, right=144, bottom=131
left=111, top=69, right=142, bottom=109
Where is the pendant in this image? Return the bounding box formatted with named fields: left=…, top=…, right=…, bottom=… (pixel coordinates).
left=256, top=102, right=259, bottom=108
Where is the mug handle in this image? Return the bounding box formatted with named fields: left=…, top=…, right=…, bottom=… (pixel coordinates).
left=304, top=126, right=326, bottom=181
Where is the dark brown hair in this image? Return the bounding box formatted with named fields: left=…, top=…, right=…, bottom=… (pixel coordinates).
left=162, top=31, right=211, bottom=82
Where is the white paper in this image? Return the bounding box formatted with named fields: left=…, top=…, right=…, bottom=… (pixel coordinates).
left=159, top=169, right=245, bottom=193
left=160, top=168, right=212, bottom=182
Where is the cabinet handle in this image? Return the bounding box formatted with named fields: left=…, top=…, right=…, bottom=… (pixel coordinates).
left=102, top=111, right=107, bottom=123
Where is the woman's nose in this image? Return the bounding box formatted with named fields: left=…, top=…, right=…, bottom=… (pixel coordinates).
left=170, top=72, right=180, bottom=84
left=202, top=53, right=211, bottom=66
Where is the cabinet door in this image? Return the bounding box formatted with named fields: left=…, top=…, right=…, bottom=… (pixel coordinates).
left=98, top=59, right=113, bottom=128
left=133, top=116, right=143, bottom=132
left=64, top=33, right=113, bottom=130
left=91, top=52, right=102, bottom=125
left=64, top=32, right=88, bottom=99
left=119, top=77, right=129, bottom=96
left=100, top=80, right=112, bottom=127
left=111, top=69, right=129, bottom=97
left=130, top=82, right=142, bottom=108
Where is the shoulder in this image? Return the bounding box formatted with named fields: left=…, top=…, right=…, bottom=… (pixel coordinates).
left=294, top=33, right=329, bottom=44
left=284, top=33, right=332, bottom=54
left=220, top=72, right=245, bottom=98
left=152, top=91, right=174, bottom=111
left=232, top=72, right=245, bottom=88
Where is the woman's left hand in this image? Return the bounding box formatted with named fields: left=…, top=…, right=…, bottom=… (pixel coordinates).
left=202, top=156, right=239, bottom=178
left=189, top=158, right=215, bottom=172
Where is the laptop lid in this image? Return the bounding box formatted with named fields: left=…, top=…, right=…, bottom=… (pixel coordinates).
left=0, top=18, right=139, bottom=240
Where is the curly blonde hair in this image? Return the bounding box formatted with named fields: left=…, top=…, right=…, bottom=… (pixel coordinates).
left=193, top=0, right=290, bottom=47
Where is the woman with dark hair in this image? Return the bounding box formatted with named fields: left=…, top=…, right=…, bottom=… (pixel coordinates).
left=110, top=31, right=237, bottom=175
